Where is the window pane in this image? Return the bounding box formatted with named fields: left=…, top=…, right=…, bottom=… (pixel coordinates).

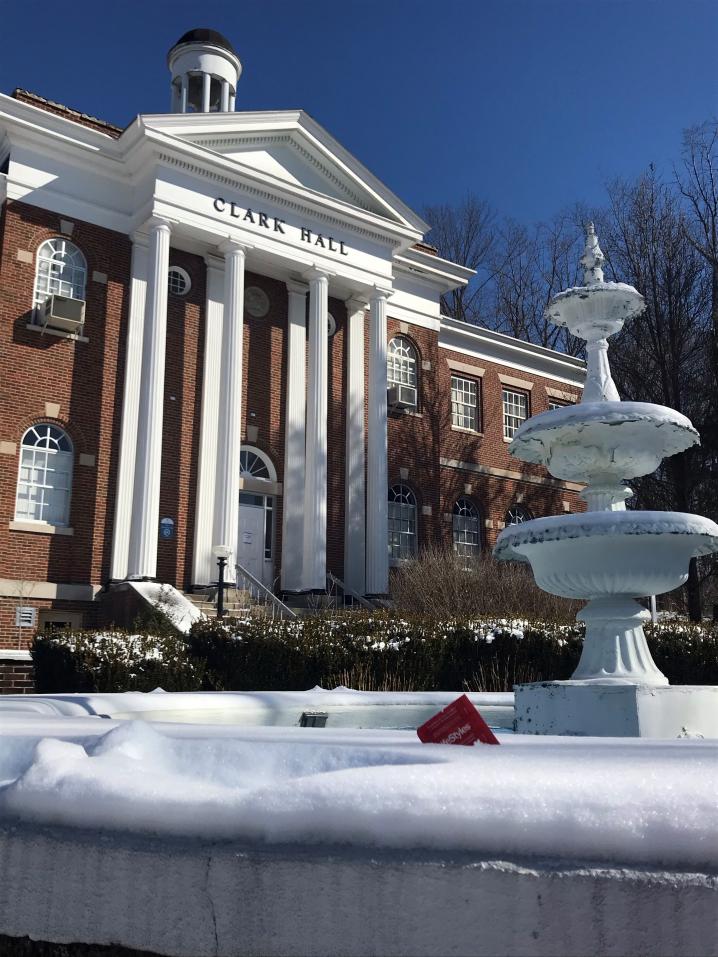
left=502, top=389, right=528, bottom=440
left=451, top=375, right=478, bottom=430
left=15, top=428, right=73, bottom=526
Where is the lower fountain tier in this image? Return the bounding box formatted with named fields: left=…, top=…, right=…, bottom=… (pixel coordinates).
left=493, top=510, right=718, bottom=600
left=507, top=401, right=698, bottom=484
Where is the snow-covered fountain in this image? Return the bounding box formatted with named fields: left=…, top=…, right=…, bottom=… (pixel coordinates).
left=494, top=224, right=718, bottom=736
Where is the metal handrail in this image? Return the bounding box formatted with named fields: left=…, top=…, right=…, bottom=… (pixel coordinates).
left=326, top=572, right=376, bottom=611
left=235, top=563, right=298, bottom=620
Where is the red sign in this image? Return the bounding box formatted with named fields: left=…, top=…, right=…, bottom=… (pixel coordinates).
left=417, top=694, right=500, bottom=746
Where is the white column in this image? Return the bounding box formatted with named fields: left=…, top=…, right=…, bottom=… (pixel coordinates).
left=180, top=75, right=188, bottom=113
left=214, top=241, right=247, bottom=563
left=302, top=268, right=329, bottom=591
left=229, top=91, right=236, bottom=111
left=221, top=79, right=230, bottom=112
left=202, top=73, right=211, bottom=113
left=127, top=218, right=171, bottom=579
left=192, top=254, right=225, bottom=586
left=344, top=297, right=367, bottom=595
left=281, top=280, right=308, bottom=592
left=366, top=287, right=391, bottom=595
left=110, top=235, right=148, bottom=580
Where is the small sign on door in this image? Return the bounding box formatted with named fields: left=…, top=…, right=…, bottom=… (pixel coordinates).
left=242, top=530, right=253, bottom=544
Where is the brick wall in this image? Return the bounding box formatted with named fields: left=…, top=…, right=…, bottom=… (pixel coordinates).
left=0, top=200, right=131, bottom=589
left=385, top=318, right=584, bottom=555
left=0, top=658, right=34, bottom=694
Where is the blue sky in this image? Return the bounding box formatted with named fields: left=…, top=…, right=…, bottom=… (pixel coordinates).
left=1, top=0, right=716, bottom=225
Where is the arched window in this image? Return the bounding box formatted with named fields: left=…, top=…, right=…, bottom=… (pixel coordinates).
left=15, top=424, right=74, bottom=526
left=388, top=484, right=417, bottom=561
left=505, top=504, right=533, bottom=527
left=387, top=337, right=418, bottom=410
left=453, top=498, right=481, bottom=557
left=33, top=238, right=87, bottom=309
left=240, top=448, right=275, bottom=482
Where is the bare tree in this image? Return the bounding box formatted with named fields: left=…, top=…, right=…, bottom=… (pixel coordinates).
left=596, top=170, right=714, bottom=620
left=422, top=193, right=497, bottom=324
left=675, top=120, right=718, bottom=389
left=490, top=212, right=584, bottom=355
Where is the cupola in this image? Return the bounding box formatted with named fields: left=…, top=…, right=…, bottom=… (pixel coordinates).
left=167, top=28, right=241, bottom=113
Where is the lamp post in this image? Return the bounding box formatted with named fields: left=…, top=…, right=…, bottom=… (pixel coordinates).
left=213, top=544, right=232, bottom=618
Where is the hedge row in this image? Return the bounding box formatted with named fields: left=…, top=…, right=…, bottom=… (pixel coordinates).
left=31, top=614, right=718, bottom=694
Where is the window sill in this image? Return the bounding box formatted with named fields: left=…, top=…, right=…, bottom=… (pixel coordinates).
left=451, top=426, right=483, bottom=436
left=502, top=436, right=514, bottom=444
left=9, top=520, right=74, bottom=536
left=26, top=323, right=89, bottom=343
left=390, top=409, right=422, bottom=418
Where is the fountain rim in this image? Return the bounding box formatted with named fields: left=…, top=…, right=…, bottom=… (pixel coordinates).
left=512, top=400, right=697, bottom=435
left=493, top=510, right=718, bottom=562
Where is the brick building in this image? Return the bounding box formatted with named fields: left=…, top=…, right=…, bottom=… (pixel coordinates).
left=0, top=29, right=584, bottom=663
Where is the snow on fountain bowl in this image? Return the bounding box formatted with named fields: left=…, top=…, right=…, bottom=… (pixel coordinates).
left=494, top=223, right=718, bottom=730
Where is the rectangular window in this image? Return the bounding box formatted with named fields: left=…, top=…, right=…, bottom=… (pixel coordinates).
left=548, top=399, right=573, bottom=411
left=451, top=375, right=479, bottom=431
left=502, top=388, right=528, bottom=440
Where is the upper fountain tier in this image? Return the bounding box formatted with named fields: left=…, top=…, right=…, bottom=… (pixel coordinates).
left=506, top=224, right=700, bottom=509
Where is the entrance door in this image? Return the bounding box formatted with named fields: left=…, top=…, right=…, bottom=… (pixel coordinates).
left=238, top=495, right=266, bottom=583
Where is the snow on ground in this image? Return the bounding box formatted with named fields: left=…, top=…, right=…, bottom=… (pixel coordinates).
left=0, top=715, right=715, bottom=870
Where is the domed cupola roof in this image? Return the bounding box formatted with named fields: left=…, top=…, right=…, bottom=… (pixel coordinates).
left=172, top=28, right=236, bottom=55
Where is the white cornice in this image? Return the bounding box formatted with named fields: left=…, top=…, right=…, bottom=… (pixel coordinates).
left=439, top=316, right=586, bottom=387
left=395, top=248, right=475, bottom=292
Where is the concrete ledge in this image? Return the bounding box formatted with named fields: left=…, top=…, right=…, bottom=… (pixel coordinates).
left=0, top=824, right=715, bottom=957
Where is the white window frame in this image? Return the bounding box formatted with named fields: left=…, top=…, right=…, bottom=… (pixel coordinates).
left=168, top=266, right=191, bottom=296
left=388, top=484, right=417, bottom=562
left=15, top=424, right=74, bottom=527
left=451, top=375, right=479, bottom=431
left=453, top=498, right=481, bottom=557
left=502, top=388, right=529, bottom=440
left=388, top=337, right=418, bottom=409
left=505, top=504, right=533, bottom=527
left=33, top=238, right=87, bottom=312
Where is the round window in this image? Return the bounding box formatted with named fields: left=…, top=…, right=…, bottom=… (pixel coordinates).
left=327, top=313, right=337, bottom=336
left=168, top=266, right=191, bottom=296
left=245, top=286, right=270, bottom=318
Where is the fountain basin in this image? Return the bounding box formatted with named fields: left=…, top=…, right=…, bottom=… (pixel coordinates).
left=546, top=281, right=645, bottom=339
left=494, top=511, right=718, bottom=599
left=508, top=402, right=699, bottom=482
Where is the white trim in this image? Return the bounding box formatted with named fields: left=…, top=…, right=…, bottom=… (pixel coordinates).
left=546, top=386, right=580, bottom=402
left=0, top=650, right=32, bottom=662
left=439, top=457, right=584, bottom=492
left=9, top=520, right=74, bottom=536
left=25, top=323, right=89, bottom=343
left=0, top=579, right=99, bottom=600
left=447, top=358, right=485, bottom=377
left=499, top=373, right=533, bottom=391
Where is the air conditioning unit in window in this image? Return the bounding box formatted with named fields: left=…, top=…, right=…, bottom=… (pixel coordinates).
left=40, top=294, right=86, bottom=334
left=387, top=384, right=417, bottom=411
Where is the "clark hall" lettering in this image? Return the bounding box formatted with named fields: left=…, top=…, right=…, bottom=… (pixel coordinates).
left=213, top=197, right=349, bottom=256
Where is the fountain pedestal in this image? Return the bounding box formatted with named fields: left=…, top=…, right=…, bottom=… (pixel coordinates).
left=515, top=682, right=718, bottom=738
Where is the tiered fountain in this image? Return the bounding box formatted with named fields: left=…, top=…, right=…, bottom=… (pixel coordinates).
left=494, top=224, right=718, bottom=737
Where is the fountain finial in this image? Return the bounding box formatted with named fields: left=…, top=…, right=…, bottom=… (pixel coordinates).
left=580, top=222, right=605, bottom=285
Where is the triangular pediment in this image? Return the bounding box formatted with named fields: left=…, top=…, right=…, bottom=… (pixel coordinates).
left=140, top=110, right=428, bottom=234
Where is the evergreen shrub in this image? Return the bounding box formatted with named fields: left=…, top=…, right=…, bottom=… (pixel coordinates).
left=31, top=616, right=718, bottom=694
